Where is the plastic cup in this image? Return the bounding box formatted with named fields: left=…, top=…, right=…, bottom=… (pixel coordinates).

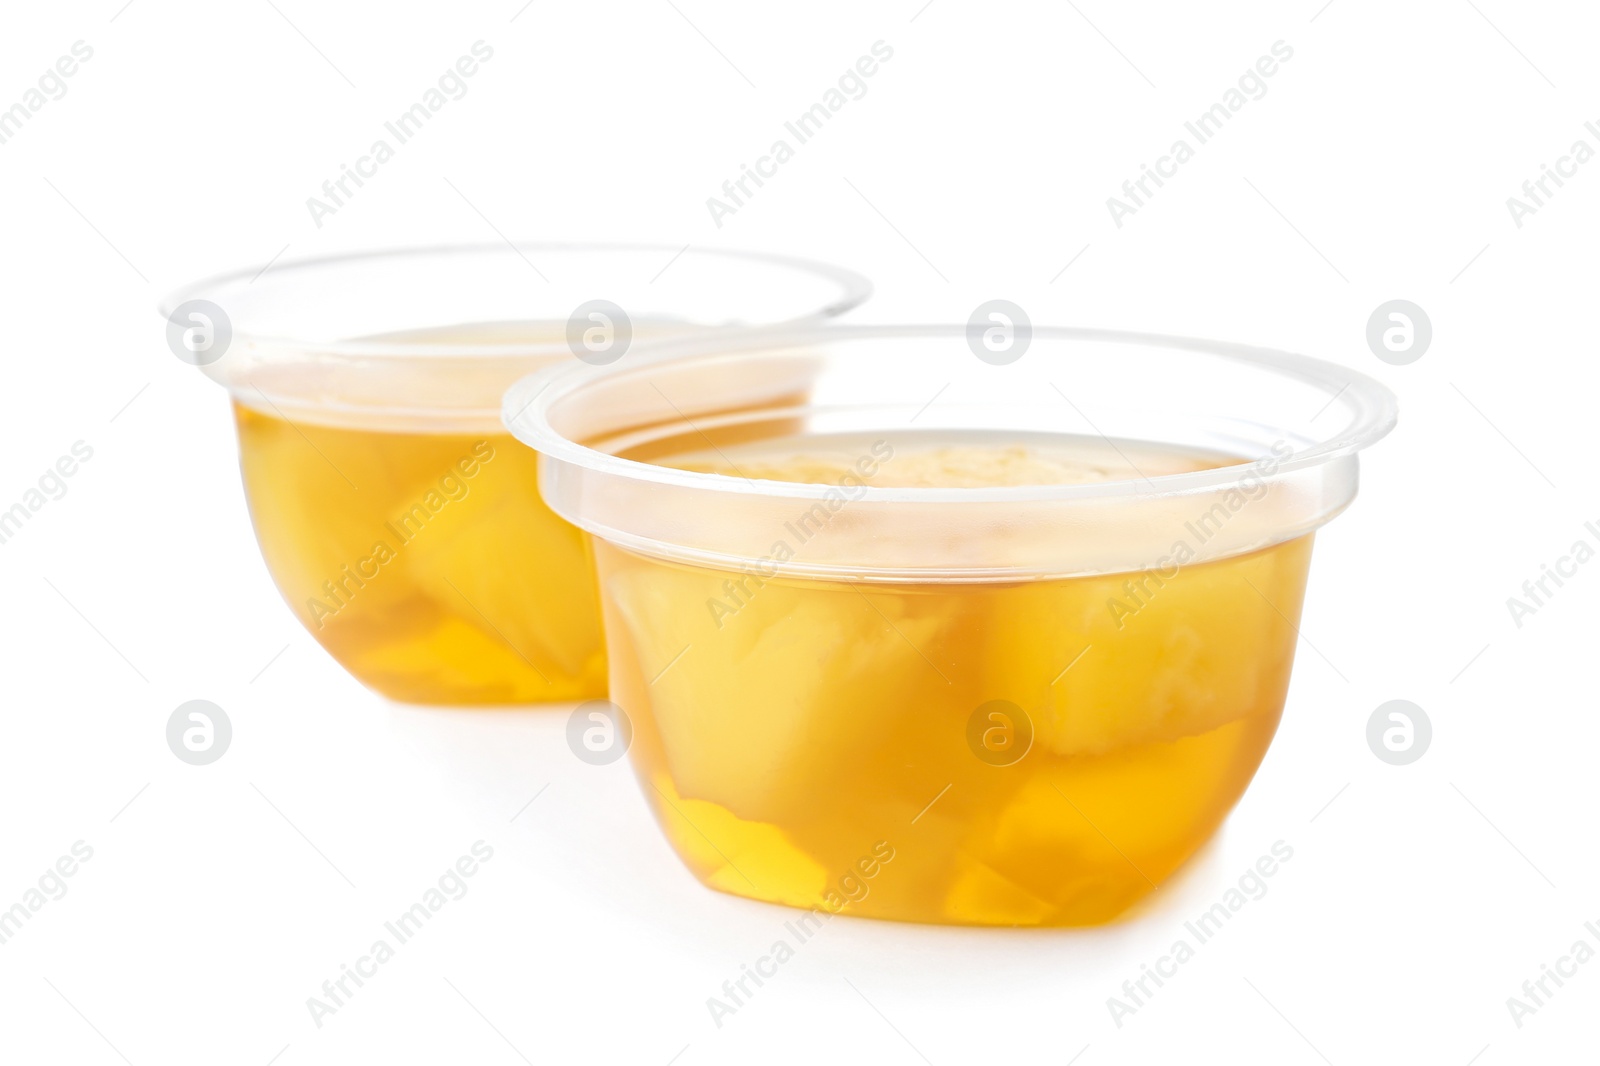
left=160, top=244, right=870, bottom=704
left=505, top=325, right=1397, bottom=925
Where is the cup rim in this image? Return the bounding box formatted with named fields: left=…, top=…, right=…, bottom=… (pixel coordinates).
left=503, top=323, right=1400, bottom=506
left=155, top=241, right=875, bottom=360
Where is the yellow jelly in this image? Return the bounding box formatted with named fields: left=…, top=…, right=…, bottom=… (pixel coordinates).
left=235, top=403, right=605, bottom=703
left=598, top=435, right=1311, bottom=925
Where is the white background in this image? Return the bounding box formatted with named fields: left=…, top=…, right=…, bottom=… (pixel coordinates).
left=1, top=1, right=1595, bottom=1063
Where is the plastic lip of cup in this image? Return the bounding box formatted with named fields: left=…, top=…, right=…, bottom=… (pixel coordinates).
left=156, top=242, right=875, bottom=431
left=502, top=324, right=1399, bottom=583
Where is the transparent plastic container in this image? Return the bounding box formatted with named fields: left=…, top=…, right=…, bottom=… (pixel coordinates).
left=505, top=325, right=1397, bottom=925
left=159, top=244, right=870, bottom=703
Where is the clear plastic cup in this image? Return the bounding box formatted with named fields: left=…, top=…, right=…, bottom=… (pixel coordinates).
left=504, top=325, right=1397, bottom=925
left=159, top=244, right=870, bottom=704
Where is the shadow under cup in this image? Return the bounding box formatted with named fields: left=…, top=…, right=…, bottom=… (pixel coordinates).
left=505, top=327, right=1398, bottom=925
left=161, top=244, right=871, bottom=704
